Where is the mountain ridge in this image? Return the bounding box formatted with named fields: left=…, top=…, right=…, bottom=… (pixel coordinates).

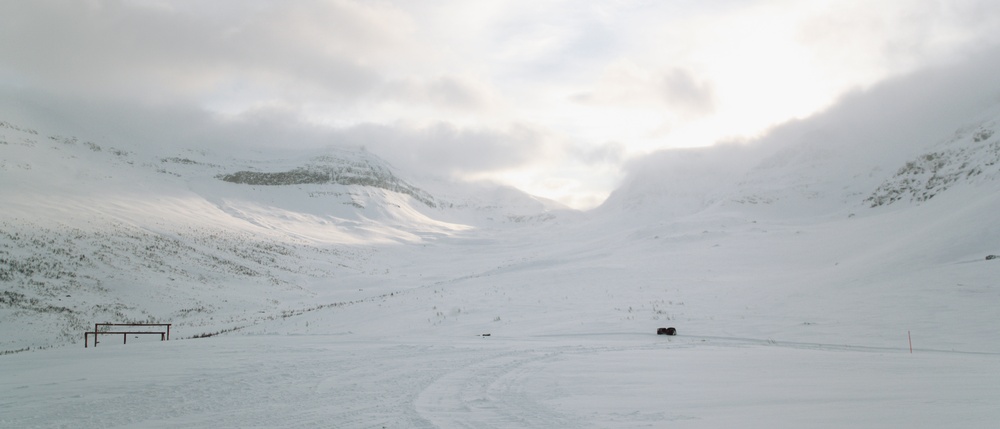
left=1, top=119, right=571, bottom=351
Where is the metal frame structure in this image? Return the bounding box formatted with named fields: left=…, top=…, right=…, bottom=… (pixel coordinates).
left=85, top=323, right=171, bottom=348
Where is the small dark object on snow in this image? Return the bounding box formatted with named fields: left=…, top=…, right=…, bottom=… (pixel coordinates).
left=986, top=254, right=998, bottom=261
left=657, top=327, right=677, bottom=336
left=481, top=333, right=491, bottom=337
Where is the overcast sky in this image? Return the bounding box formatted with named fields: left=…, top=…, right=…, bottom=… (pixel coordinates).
left=3, top=0, right=1000, bottom=209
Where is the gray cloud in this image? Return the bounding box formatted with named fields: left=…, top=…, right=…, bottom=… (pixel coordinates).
left=608, top=44, right=1000, bottom=211
left=5, top=0, right=1000, bottom=210
left=379, top=76, right=492, bottom=111
left=0, top=0, right=413, bottom=103
left=760, top=46, right=1000, bottom=163
left=0, top=84, right=548, bottom=180
left=337, top=122, right=551, bottom=177
left=659, top=68, right=716, bottom=116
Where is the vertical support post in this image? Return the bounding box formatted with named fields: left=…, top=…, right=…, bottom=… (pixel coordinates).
left=167, top=324, right=171, bottom=341
left=124, top=333, right=127, bottom=345
left=908, top=330, right=912, bottom=354
left=85, top=332, right=88, bottom=348
left=95, top=323, right=99, bottom=347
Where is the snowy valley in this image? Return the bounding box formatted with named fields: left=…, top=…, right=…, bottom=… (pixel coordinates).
left=3, top=76, right=1000, bottom=427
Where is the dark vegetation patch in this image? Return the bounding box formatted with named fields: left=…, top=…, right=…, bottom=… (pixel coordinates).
left=867, top=129, right=1000, bottom=207
left=217, top=159, right=436, bottom=207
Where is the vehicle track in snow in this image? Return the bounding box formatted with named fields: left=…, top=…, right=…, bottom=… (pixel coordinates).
left=412, top=336, right=697, bottom=428
left=415, top=348, right=582, bottom=428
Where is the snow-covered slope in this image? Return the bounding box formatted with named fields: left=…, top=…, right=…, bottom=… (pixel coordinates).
left=0, top=121, right=568, bottom=351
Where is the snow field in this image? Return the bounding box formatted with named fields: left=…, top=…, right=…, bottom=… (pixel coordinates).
left=3, top=334, right=998, bottom=428
left=4, top=187, right=999, bottom=427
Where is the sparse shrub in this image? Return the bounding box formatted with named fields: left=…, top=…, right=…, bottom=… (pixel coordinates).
left=974, top=129, right=994, bottom=142
left=866, top=142, right=1000, bottom=207
left=108, top=147, right=130, bottom=157
left=1, top=347, right=30, bottom=355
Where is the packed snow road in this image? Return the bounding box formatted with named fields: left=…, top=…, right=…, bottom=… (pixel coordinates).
left=3, top=333, right=998, bottom=428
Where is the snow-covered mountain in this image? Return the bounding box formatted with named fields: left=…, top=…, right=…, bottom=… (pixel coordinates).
left=0, top=122, right=571, bottom=351
left=8, top=0, right=1000, bottom=419
left=5, top=89, right=1000, bottom=353
left=4, top=65, right=1000, bottom=426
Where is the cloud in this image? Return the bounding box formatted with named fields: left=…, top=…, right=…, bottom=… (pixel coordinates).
left=570, top=141, right=626, bottom=166
left=570, top=63, right=716, bottom=118
left=618, top=144, right=752, bottom=195
left=337, top=121, right=553, bottom=178
left=658, top=69, right=716, bottom=115
left=0, top=0, right=418, bottom=103
left=378, top=75, right=494, bottom=112
left=795, top=0, right=1000, bottom=72
left=5, top=0, right=1000, bottom=211
left=606, top=44, right=1000, bottom=212
left=488, top=9, right=622, bottom=83
left=0, top=81, right=552, bottom=180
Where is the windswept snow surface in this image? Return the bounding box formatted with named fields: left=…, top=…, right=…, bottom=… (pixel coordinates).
left=4, top=334, right=999, bottom=428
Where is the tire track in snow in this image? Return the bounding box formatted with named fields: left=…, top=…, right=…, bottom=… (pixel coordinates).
left=415, top=348, right=589, bottom=429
